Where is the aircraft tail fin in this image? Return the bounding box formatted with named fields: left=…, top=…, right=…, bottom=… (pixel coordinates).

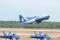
left=19, top=15, right=25, bottom=24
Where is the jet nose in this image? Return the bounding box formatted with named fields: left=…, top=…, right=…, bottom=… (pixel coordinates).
left=46, top=15, right=50, bottom=20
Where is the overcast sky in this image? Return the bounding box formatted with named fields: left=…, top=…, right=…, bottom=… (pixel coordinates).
left=0, top=0, right=60, bottom=22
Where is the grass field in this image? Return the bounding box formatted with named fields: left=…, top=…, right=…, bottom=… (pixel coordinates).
left=0, top=21, right=60, bottom=28
left=0, top=28, right=60, bottom=40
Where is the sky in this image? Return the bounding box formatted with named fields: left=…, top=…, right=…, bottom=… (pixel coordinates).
left=0, top=0, right=60, bottom=22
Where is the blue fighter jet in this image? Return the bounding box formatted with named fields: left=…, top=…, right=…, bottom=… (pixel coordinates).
left=0, top=32, right=19, bottom=40
left=19, top=15, right=50, bottom=24
left=30, top=32, right=52, bottom=40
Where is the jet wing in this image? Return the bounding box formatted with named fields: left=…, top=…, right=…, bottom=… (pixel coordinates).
left=0, top=34, right=4, bottom=38
left=0, top=33, right=14, bottom=38
left=22, top=18, right=36, bottom=24
left=0, top=35, right=5, bottom=38
left=30, top=33, right=44, bottom=38
left=0, top=34, right=8, bottom=38
left=0, top=35, right=13, bottom=38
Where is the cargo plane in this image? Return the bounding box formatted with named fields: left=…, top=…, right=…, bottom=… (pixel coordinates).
left=19, top=15, right=50, bottom=24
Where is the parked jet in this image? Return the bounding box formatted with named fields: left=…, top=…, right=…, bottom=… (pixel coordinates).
left=0, top=32, right=19, bottom=40
left=30, top=32, right=52, bottom=40
left=19, top=15, right=50, bottom=24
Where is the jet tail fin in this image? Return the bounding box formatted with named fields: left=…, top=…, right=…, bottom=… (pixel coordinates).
left=19, top=15, right=25, bottom=24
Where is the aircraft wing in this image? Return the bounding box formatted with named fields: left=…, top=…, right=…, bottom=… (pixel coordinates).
left=0, top=36, right=4, bottom=38
left=0, top=34, right=4, bottom=38
left=0, top=34, right=7, bottom=38
left=23, top=18, right=36, bottom=24
left=0, top=33, right=14, bottom=38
